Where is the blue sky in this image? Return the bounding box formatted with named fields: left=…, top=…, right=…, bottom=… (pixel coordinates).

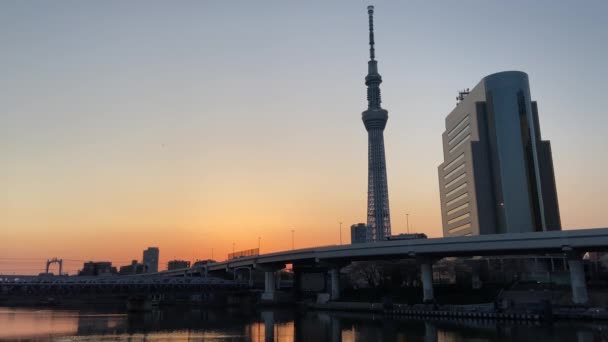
left=1, top=1, right=607, bottom=272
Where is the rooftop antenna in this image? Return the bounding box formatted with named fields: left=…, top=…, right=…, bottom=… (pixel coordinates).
left=367, top=5, right=376, bottom=61
left=456, top=88, right=470, bottom=105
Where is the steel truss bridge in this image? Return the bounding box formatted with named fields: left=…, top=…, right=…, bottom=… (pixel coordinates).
left=0, top=275, right=246, bottom=296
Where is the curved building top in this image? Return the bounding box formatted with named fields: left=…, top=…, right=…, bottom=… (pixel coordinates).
left=446, top=70, right=530, bottom=122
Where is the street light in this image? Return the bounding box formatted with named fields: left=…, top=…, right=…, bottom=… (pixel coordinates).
left=406, top=213, right=410, bottom=234
left=339, top=221, right=343, bottom=245
left=291, top=229, right=295, bottom=250
left=258, top=236, right=261, bottom=253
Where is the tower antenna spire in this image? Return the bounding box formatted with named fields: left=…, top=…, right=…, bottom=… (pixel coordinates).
left=364, top=5, right=383, bottom=110
left=362, top=5, right=392, bottom=242
left=367, top=5, right=376, bottom=61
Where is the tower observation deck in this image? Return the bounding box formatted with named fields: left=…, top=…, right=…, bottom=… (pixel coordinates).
left=362, top=5, right=391, bottom=241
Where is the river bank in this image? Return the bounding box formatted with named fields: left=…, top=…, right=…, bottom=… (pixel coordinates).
left=305, top=300, right=608, bottom=322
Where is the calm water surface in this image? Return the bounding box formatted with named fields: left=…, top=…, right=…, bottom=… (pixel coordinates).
left=0, top=306, right=606, bottom=341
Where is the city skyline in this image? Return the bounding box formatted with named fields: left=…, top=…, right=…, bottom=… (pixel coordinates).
left=1, top=1, right=608, bottom=274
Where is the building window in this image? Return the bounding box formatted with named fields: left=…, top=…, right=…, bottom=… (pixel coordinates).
left=448, top=115, right=469, bottom=137
left=449, top=134, right=471, bottom=153
left=443, top=153, right=464, bottom=171
left=445, top=173, right=466, bottom=189
left=446, top=192, right=468, bottom=206
left=448, top=124, right=471, bottom=145
left=447, top=202, right=469, bottom=216
left=449, top=222, right=471, bottom=233
left=446, top=183, right=467, bottom=198
left=448, top=212, right=470, bottom=224
left=444, top=163, right=465, bottom=180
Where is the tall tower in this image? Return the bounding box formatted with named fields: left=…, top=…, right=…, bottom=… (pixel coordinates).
left=362, top=5, right=391, bottom=241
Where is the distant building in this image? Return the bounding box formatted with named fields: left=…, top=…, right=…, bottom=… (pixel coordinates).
left=167, top=260, right=191, bottom=270
left=79, top=261, right=116, bottom=276
left=119, top=260, right=147, bottom=275
left=351, top=223, right=368, bottom=244
left=192, top=259, right=215, bottom=267
left=143, top=247, right=159, bottom=273
left=438, top=71, right=561, bottom=237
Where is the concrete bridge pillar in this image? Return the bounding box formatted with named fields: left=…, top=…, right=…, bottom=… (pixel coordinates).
left=261, top=311, right=275, bottom=342
left=330, top=316, right=342, bottom=342
left=568, top=253, right=588, bottom=305
left=420, top=259, right=434, bottom=303
left=262, top=271, right=276, bottom=301
left=329, top=267, right=340, bottom=301
left=424, top=322, right=438, bottom=342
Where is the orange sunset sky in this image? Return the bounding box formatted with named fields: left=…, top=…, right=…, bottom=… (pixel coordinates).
left=1, top=2, right=607, bottom=274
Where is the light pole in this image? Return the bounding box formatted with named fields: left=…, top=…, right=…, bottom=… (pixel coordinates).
left=232, top=242, right=235, bottom=255
left=291, top=229, right=295, bottom=250
left=339, top=222, right=343, bottom=245
left=406, top=213, right=410, bottom=234
left=211, top=248, right=214, bottom=260
left=258, top=236, right=261, bottom=253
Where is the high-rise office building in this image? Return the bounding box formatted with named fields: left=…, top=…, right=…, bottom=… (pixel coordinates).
left=142, top=247, right=159, bottom=273
left=438, top=71, right=561, bottom=237
left=362, top=6, right=392, bottom=241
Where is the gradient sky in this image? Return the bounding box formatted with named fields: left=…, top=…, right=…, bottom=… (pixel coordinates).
left=1, top=1, right=607, bottom=274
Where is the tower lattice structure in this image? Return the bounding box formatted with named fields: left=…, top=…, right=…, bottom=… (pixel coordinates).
left=362, top=5, right=391, bottom=241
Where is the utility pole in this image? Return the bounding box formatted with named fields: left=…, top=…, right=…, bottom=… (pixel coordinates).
left=406, top=213, right=410, bottom=234
left=339, top=222, right=343, bottom=245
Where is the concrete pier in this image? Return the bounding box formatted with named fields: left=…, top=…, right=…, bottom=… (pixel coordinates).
left=261, top=311, right=275, bottom=342
left=329, top=268, right=340, bottom=301
left=425, top=322, right=438, bottom=342
left=420, top=260, right=434, bottom=303
left=262, top=271, right=276, bottom=301
left=568, top=255, right=589, bottom=305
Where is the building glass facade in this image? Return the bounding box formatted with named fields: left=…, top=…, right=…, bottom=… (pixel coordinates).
left=438, top=71, right=561, bottom=236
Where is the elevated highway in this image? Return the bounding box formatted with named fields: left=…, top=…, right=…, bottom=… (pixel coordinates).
left=158, top=228, right=608, bottom=273
left=157, top=228, right=608, bottom=305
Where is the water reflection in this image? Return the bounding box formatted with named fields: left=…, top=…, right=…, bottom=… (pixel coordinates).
left=0, top=307, right=79, bottom=340
left=0, top=306, right=606, bottom=341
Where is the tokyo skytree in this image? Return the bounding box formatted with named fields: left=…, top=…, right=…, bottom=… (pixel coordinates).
left=362, top=5, right=391, bottom=241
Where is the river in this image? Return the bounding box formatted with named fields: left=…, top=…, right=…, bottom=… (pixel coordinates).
left=0, top=306, right=605, bottom=341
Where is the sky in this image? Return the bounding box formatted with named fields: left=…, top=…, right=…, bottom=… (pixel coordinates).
left=1, top=1, right=607, bottom=274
